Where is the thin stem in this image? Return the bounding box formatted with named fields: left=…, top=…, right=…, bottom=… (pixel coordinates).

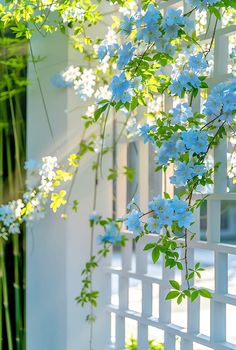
left=29, top=41, right=55, bottom=142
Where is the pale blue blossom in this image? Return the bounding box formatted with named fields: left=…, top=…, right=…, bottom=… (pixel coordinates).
left=117, top=42, right=135, bottom=70
left=124, top=209, right=143, bottom=234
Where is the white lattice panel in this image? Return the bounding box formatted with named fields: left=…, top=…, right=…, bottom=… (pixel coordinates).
left=103, top=1, right=236, bottom=350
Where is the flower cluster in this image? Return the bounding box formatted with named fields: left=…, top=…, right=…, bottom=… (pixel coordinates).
left=203, top=80, right=236, bottom=123
left=169, top=103, right=193, bottom=124
left=52, top=66, right=96, bottom=100
left=109, top=73, right=142, bottom=103
left=156, top=129, right=208, bottom=166
left=97, top=221, right=122, bottom=244
left=124, top=195, right=194, bottom=235
left=0, top=157, right=60, bottom=238
left=187, top=0, right=220, bottom=11
left=170, top=161, right=207, bottom=187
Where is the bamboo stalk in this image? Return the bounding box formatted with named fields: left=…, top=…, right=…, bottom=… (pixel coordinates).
left=0, top=82, right=4, bottom=350
left=0, top=240, right=13, bottom=350
left=13, top=235, right=23, bottom=350
left=0, top=272, right=3, bottom=350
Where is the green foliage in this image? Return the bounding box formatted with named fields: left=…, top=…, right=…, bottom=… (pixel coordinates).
left=126, top=337, right=164, bottom=350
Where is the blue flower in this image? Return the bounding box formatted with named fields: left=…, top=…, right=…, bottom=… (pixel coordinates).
left=169, top=103, right=193, bottom=124
left=97, top=221, right=122, bottom=244
left=146, top=217, right=160, bottom=233
left=187, top=0, right=219, bottom=11
left=89, top=212, right=101, bottom=224
left=175, top=210, right=193, bottom=229
left=109, top=72, right=131, bottom=103
left=120, top=16, right=133, bottom=35
left=148, top=196, right=167, bottom=215
left=117, top=42, right=135, bottom=70
left=137, top=25, right=161, bottom=43
left=139, top=124, right=156, bottom=143
left=170, top=161, right=195, bottom=187
left=156, top=134, right=182, bottom=165
left=142, top=4, right=161, bottom=28
left=163, top=8, right=184, bottom=27
left=97, top=45, right=108, bottom=60
left=203, top=81, right=236, bottom=123
left=124, top=210, right=143, bottom=234
left=181, top=129, right=208, bottom=154
left=178, top=70, right=201, bottom=89
left=189, top=53, right=208, bottom=73
left=158, top=206, right=174, bottom=226
left=107, top=44, right=119, bottom=57
left=171, top=196, right=188, bottom=214
left=169, top=80, right=183, bottom=96
left=51, top=73, right=72, bottom=88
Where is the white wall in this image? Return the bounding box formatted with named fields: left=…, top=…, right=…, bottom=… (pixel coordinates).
left=27, top=27, right=113, bottom=350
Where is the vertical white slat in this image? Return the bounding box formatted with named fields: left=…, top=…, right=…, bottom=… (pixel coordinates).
left=215, top=252, right=228, bottom=295
left=105, top=311, right=112, bottom=346
left=159, top=262, right=175, bottom=324
left=214, top=33, right=229, bottom=76
left=164, top=332, right=175, bottom=350
left=136, top=137, right=149, bottom=350
left=214, top=139, right=228, bottom=194
left=136, top=239, right=149, bottom=350
left=116, top=313, right=126, bottom=349
left=207, top=199, right=221, bottom=243
left=138, top=322, right=149, bottom=350
left=116, top=271, right=129, bottom=349
left=117, top=142, right=128, bottom=219
left=181, top=338, right=193, bottom=350
left=210, top=299, right=226, bottom=343
left=105, top=271, right=112, bottom=346
left=138, top=140, right=149, bottom=211
left=210, top=252, right=227, bottom=343
left=191, top=206, right=201, bottom=241
left=116, top=140, right=130, bottom=349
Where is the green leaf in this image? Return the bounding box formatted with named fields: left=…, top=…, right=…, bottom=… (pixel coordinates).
left=199, top=289, right=212, bottom=299
left=177, top=294, right=183, bottom=304
left=165, top=291, right=179, bottom=300
left=152, top=246, right=160, bottom=263
left=210, top=6, right=221, bottom=20
left=144, top=243, right=155, bottom=251
left=190, top=290, right=199, bottom=302
left=94, top=103, right=109, bottom=121
left=163, top=192, right=171, bottom=199
left=169, top=280, right=180, bottom=290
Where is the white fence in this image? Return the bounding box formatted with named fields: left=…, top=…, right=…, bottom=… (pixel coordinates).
left=26, top=1, right=236, bottom=350
left=104, top=1, right=236, bottom=349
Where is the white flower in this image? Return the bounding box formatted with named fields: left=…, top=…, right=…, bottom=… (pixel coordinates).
left=147, top=96, right=163, bottom=114
left=94, top=85, right=112, bottom=101
left=74, top=69, right=96, bottom=100
left=62, top=65, right=81, bottom=84
left=104, top=27, right=117, bottom=45
left=86, top=105, right=95, bottom=118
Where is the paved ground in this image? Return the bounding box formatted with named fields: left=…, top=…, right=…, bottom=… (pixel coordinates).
left=111, top=249, right=236, bottom=348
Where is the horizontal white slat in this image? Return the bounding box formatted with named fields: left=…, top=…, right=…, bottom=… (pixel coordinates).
left=106, top=306, right=236, bottom=350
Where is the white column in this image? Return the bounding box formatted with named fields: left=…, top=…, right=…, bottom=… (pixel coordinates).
left=26, top=31, right=68, bottom=350
left=65, top=33, right=113, bottom=350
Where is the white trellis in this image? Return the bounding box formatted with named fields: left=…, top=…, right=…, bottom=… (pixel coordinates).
left=103, top=1, right=236, bottom=349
